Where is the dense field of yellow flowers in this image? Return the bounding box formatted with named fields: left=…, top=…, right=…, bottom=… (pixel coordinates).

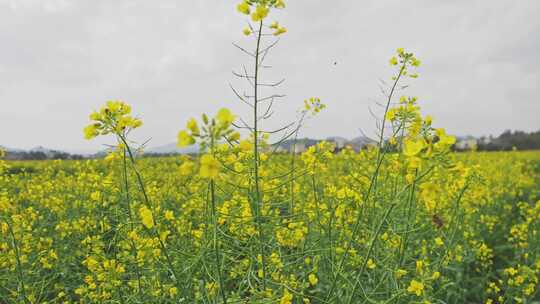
left=1, top=149, right=539, bottom=303
left=2, top=1, right=540, bottom=303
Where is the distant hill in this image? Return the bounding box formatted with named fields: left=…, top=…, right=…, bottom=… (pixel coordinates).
left=0, top=145, right=23, bottom=153
left=146, top=143, right=199, bottom=155
left=142, top=136, right=377, bottom=155
left=272, top=136, right=376, bottom=153
left=3, top=129, right=536, bottom=160
left=130, top=136, right=377, bottom=155
left=29, top=146, right=61, bottom=158
left=1, top=146, right=84, bottom=160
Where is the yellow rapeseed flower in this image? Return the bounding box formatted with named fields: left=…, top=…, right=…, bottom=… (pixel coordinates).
left=139, top=206, right=154, bottom=229
left=435, top=128, right=456, bottom=150
left=239, top=140, right=252, bottom=152
left=404, top=139, right=425, bottom=157
left=83, top=124, right=99, bottom=140
left=165, top=210, right=174, bottom=221
left=237, top=1, right=250, bottom=15
left=177, top=130, right=195, bottom=147
left=386, top=108, right=396, bottom=121
left=186, top=118, right=200, bottom=135
left=251, top=5, right=269, bottom=22
left=407, top=279, right=424, bottom=296
left=425, top=115, right=432, bottom=125
left=169, top=287, right=178, bottom=298
left=396, top=269, right=408, bottom=279
left=216, top=108, right=235, bottom=128
left=274, top=26, right=287, bottom=36
left=200, top=154, right=220, bottom=179
left=280, top=289, right=293, bottom=304
left=367, top=258, right=377, bottom=269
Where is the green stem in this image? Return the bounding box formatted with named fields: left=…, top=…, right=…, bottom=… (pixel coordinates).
left=346, top=203, right=397, bottom=304
left=118, top=135, right=180, bottom=286
left=397, top=169, right=418, bottom=267
left=4, top=218, right=30, bottom=304
left=209, top=134, right=228, bottom=304
left=210, top=179, right=228, bottom=304
left=121, top=147, right=143, bottom=294
left=438, top=183, right=469, bottom=269
left=325, top=63, right=406, bottom=302
left=252, top=20, right=267, bottom=291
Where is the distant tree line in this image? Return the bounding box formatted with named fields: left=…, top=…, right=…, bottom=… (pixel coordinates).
left=4, top=151, right=84, bottom=161
left=2, top=130, right=538, bottom=160
left=477, top=130, right=540, bottom=151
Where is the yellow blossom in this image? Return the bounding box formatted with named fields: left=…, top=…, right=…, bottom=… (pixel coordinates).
left=280, top=289, right=293, bottom=304
left=186, top=118, right=200, bottom=135
left=177, top=130, right=195, bottom=147
left=386, top=108, right=396, bottom=121
left=367, top=258, right=376, bottom=269
left=274, top=26, right=287, bottom=36
left=396, top=269, right=408, bottom=279
left=139, top=206, right=154, bottom=229
left=407, top=280, right=424, bottom=296
left=169, top=287, right=178, bottom=298
left=251, top=5, right=269, bottom=22
left=216, top=108, right=235, bottom=128
left=404, top=139, right=425, bottom=157
left=83, top=124, right=99, bottom=140
left=237, top=1, right=250, bottom=15
left=200, top=154, right=220, bottom=179
left=165, top=210, right=174, bottom=221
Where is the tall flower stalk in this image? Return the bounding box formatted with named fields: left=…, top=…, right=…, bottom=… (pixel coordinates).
left=84, top=101, right=180, bottom=292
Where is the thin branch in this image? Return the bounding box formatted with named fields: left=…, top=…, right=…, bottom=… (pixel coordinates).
left=258, top=78, right=286, bottom=87
left=232, top=70, right=254, bottom=79
left=232, top=42, right=255, bottom=58
left=261, top=98, right=275, bottom=119
left=261, top=121, right=296, bottom=134
left=243, top=65, right=255, bottom=88
left=230, top=83, right=253, bottom=108
left=258, top=94, right=286, bottom=103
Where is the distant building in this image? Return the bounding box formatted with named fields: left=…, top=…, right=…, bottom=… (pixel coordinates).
left=478, top=136, right=493, bottom=145
left=455, top=136, right=477, bottom=150
left=326, top=137, right=348, bottom=149
left=293, top=142, right=306, bottom=153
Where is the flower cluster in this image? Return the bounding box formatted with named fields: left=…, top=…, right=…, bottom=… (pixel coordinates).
left=177, top=108, right=240, bottom=179
left=303, top=97, right=326, bottom=115
left=83, top=100, right=142, bottom=140
left=389, top=47, right=421, bottom=78
left=237, top=0, right=287, bottom=35
left=177, top=108, right=239, bottom=149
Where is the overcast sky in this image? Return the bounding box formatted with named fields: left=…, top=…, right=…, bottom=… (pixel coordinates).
left=1, top=0, right=539, bottom=153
